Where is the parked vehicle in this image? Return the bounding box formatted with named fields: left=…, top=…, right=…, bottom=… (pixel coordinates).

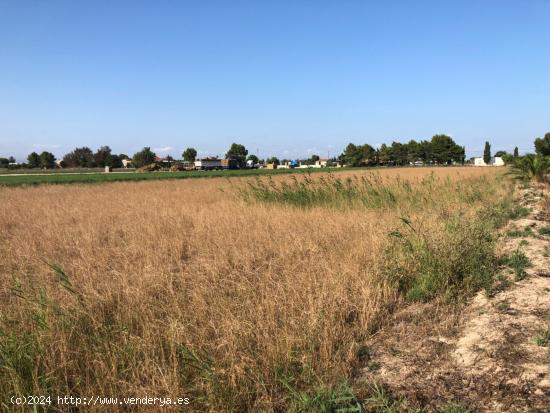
left=194, top=158, right=222, bottom=170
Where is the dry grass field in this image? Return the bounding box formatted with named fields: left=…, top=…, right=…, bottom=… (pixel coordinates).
left=0, top=167, right=517, bottom=411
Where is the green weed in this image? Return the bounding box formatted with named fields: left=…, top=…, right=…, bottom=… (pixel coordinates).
left=440, top=402, right=472, bottom=413
left=279, top=379, right=360, bottom=413
left=534, top=319, right=550, bottom=348
left=241, top=172, right=501, bottom=212
left=506, top=226, right=534, bottom=238
left=508, top=206, right=530, bottom=219
left=500, top=249, right=531, bottom=280
left=365, top=382, right=419, bottom=412
left=388, top=213, right=499, bottom=302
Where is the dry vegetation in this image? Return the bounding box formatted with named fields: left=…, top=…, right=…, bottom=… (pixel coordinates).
left=361, top=182, right=550, bottom=413
left=0, top=167, right=516, bottom=411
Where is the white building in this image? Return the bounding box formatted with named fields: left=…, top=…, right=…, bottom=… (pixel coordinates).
left=473, top=156, right=504, bottom=166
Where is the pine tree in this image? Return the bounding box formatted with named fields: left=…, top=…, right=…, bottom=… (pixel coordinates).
left=513, top=147, right=519, bottom=158
left=483, top=141, right=491, bottom=165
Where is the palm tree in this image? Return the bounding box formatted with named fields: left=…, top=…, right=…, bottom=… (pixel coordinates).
left=508, top=154, right=550, bottom=183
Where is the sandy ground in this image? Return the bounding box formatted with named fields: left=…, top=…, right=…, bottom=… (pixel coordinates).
left=360, top=184, right=550, bottom=412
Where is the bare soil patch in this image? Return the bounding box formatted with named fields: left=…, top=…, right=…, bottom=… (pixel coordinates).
left=360, top=184, right=550, bottom=412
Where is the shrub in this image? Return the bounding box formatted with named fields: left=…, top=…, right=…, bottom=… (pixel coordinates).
left=534, top=319, right=550, bottom=347
left=507, top=154, right=550, bottom=183
left=387, top=213, right=499, bottom=302
left=500, top=248, right=531, bottom=280
left=507, top=226, right=534, bottom=238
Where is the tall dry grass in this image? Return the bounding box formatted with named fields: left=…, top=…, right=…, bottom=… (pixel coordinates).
left=0, top=167, right=514, bottom=411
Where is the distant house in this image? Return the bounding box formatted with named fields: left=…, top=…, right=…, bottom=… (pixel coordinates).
left=315, top=158, right=330, bottom=167
left=474, top=156, right=504, bottom=166
left=493, top=157, right=505, bottom=166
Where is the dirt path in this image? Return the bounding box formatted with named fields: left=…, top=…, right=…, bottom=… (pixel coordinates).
left=360, top=184, right=550, bottom=412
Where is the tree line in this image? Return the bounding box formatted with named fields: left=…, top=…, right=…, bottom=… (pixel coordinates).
left=8, top=142, right=253, bottom=169
left=339, top=134, right=466, bottom=166
left=21, top=147, right=132, bottom=169
left=2, top=132, right=550, bottom=169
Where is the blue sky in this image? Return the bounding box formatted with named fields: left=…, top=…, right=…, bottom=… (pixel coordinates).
left=1, top=0, right=549, bottom=161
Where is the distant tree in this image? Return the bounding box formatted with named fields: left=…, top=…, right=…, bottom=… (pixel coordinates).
left=164, top=155, right=174, bottom=167
left=340, top=143, right=358, bottom=165
left=534, top=132, right=550, bottom=156
left=266, top=157, right=280, bottom=165
left=495, top=150, right=507, bottom=157
left=406, top=140, right=421, bottom=164
left=94, top=146, right=113, bottom=167
left=390, top=141, right=407, bottom=165
left=225, top=143, right=248, bottom=167
left=63, top=147, right=95, bottom=168
left=458, top=146, right=466, bottom=164
left=39, top=151, right=56, bottom=169
left=0, top=158, right=9, bottom=167
left=247, top=154, right=259, bottom=164
left=513, top=147, right=519, bottom=158
left=340, top=143, right=376, bottom=166
left=310, top=154, right=320, bottom=162
left=114, top=154, right=130, bottom=168
left=501, top=153, right=514, bottom=164
left=431, top=134, right=463, bottom=164
left=132, top=147, right=156, bottom=168
left=419, top=140, right=433, bottom=163
left=8, top=156, right=15, bottom=163
left=483, top=141, right=491, bottom=165
left=110, top=154, right=123, bottom=168
left=361, top=144, right=376, bottom=165
left=378, top=144, right=391, bottom=165
left=182, top=147, right=197, bottom=162
left=27, top=152, right=40, bottom=168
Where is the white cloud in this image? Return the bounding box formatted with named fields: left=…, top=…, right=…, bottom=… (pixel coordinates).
left=153, top=146, right=174, bottom=153
left=32, top=144, right=60, bottom=149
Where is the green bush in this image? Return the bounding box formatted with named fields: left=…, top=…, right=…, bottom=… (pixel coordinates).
left=534, top=319, right=550, bottom=347
left=500, top=248, right=531, bottom=280
left=388, top=214, right=498, bottom=302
